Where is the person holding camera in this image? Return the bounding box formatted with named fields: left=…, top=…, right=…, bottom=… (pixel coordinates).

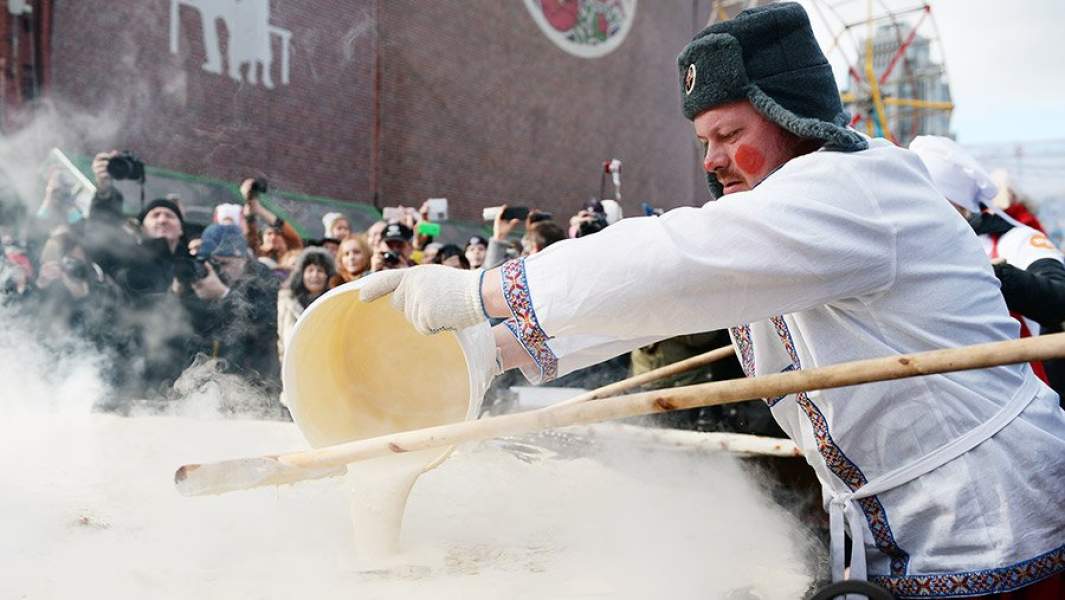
left=482, top=206, right=561, bottom=269
left=77, top=147, right=183, bottom=301
left=179, top=223, right=280, bottom=392
left=26, top=170, right=85, bottom=258
left=483, top=206, right=519, bottom=270
left=370, top=222, right=415, bottom=272
left=34, top=227, right=124, bottom=358
left=239, top=178, right=303, bottom=264
left=86, top=151, right=124, bottom=221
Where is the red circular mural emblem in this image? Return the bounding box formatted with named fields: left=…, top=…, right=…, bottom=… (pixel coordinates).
left=524, top=0, right=638, bottom=59
left=541, top=0, right=580, bottom=32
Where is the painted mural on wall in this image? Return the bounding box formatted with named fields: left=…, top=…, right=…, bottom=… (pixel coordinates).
left=523, top=0, right=637, bottom=58
left=168, top=0, right=293, bottom=89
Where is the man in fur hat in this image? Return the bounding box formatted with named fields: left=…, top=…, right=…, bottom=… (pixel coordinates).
left=360, top=3, right=1065, bottom=597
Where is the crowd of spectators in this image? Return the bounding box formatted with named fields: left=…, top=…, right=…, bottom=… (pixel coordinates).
left=0, top=150, right=696, bottom=420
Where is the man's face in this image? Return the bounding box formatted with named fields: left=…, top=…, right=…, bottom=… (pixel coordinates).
left=694, top=100, right=804, bottom=195
left=213, top=256, right=247, bottom=282
left=371, top=240, right=405, bottom=272
left=141, top=207, right=183, bottom=243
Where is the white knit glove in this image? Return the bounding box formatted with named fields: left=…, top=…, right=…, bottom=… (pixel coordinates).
left=359, top=265, right=487, bottom=335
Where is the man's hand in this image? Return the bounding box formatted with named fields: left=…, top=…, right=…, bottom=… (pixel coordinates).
left=38, top=261, right=89, bottom=298
left=493, top=205, right=520, bottom=241
left=359, top=265, right=486, bottom=334
left=190, top=262, right=230, bottom=300
left=91, top=151, right=118, bottom=196
left=41, top=171, right=65, bottom=212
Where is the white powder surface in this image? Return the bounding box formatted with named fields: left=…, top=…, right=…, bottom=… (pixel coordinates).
left=0, top=413, right=818, bottom=599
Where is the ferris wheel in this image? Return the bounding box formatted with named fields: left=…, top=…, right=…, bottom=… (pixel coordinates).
left=706, top=0, right=954, bottom=146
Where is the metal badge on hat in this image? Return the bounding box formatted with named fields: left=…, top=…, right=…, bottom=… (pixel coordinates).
left=685, top=63, right=696, bottom=95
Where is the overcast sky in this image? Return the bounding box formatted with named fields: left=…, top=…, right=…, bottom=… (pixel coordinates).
left=934, top=0, right=1065, bottom=145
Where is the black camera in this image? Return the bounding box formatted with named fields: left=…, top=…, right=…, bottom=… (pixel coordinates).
left=381, top=250, right=402, bottom=268
left=107, top=151, right=146, bottom=182
left=174, top=256, right=210, bottom=285
left=60, top=256, right=91, bottom=281
left=250, top=178, right=268, bottom=195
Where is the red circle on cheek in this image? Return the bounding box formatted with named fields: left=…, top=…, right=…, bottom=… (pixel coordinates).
left=734, top=144, right=766, bottom=176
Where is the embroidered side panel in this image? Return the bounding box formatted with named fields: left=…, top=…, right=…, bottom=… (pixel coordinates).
left=501, top=259, right=558, bottom=382
left=768, top=315, right=910, bottom=575
left=872, top=543, right=1065, bottom=598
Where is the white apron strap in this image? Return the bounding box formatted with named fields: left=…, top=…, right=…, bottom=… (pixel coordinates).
left=829, top=371, right=1042, bottom=583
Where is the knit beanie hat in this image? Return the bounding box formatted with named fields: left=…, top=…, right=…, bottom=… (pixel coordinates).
left=677, top=2, right=866, bottom=198
left=198, top=224, right=250, bottom=258
left=908, top=135, right=997, bottom=214
left=138, top=198, right=185, bottom=227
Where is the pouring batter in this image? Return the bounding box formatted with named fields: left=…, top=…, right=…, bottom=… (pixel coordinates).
left=360, top=3, right=1065, bottom=598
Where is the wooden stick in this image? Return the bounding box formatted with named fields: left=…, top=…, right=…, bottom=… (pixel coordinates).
left=563, top=423, right=802, bottom=458
left=555, top=344, right=735, bottom=406
left=175, top=332, right=1065, bottom=496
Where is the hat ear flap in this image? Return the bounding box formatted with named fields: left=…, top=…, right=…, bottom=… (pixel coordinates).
left=678, top=33, right=749, bottom=121
left=745, top=85, right=867, bottom=152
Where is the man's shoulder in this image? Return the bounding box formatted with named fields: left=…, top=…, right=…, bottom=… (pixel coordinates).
left=782, top=137, right=912, bottom=173
left=764, top=138, right=933, bottom=201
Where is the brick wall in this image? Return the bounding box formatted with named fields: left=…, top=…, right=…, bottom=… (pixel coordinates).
left=45, top=0, right=711, bottom=223
left=377, top=1, right=709, bottom=221
left=49, top=0, right=375, bottom=204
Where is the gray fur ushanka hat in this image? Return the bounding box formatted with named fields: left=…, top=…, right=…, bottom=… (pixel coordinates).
left=677, top=2, right=866, bottom=197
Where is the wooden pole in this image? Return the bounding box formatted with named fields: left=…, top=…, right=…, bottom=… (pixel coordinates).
left=555, top=344, right=735, bottom=406
left=175, top=333, right=1065, bottom=496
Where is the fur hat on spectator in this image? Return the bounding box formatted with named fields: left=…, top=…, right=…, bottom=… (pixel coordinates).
left=322, top=212, right=346, bottom=236
left=198, top=224, right=250, bottom=258
left=286, top=247, right=337, bottom=304
left=214, top=203, right=243, bottom=225
left=137, top=198, right=185, bottom=227
left=677, top=2, right=866, bottom=198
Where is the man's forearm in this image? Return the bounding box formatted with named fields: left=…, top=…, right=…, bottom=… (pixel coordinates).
left=493, top=323, right=535, bottom=373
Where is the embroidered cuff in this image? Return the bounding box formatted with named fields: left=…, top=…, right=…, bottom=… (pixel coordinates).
left=500, top=258, right=558, bottom=383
